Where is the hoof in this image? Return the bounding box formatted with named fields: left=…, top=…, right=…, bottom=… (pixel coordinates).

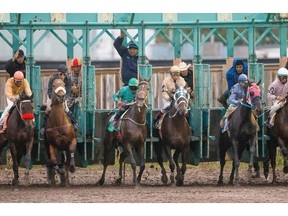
left=115, top=178, right=122, bottom=186
left=161, top=174, right=168, bottom=185
left=69, top=165, right=76, bottom=173
left=252, top=171, right=260, bottom=178
left=96, top=178, right=104, bottom=186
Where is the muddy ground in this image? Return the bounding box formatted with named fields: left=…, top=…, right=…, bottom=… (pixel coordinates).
left=0, top=161, right=288, bottom=204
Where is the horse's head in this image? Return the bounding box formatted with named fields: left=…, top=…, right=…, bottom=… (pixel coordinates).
left=15, top=93, right=34, bottom=126
left=135, top=80, right=149, bottom=108
left=173, top=86, right=190, bottom=116
left=52, top=79, right=66, bottom=103
left=249, top=80, right=262, bottom=116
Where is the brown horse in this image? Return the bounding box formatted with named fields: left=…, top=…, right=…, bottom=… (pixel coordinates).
left=97, top=80, right=150, bottom=186
left=155, top=86, right=191, bottom=186
left=0, top=93, right=34, bottom=187
left=45, top=79, right=77, bottom=186
left=218, top=81, right=262, bottom=185
left=264, top=94, right=288, bottom=183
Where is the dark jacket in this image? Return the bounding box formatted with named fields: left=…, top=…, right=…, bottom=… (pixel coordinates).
left=226, top=58, right=248, bottom=91
left=5, top=59, right=26, bottom=78
left=181, top=68, right=193, bottom=90
left=47, top=73, right=72, bottom=99
left=113, top=36, right=138, bottom=86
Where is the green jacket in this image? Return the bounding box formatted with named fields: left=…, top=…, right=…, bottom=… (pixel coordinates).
left=113, top=86, right=136, bottom=103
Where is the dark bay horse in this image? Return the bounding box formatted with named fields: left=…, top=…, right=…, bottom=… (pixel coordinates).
left=264, top=94, right=288, bottom=183
left=218, top=81, right=262, bottom=185
left=155, top=86, right=191, bottom=186
left=97, top=80, right=150, bottom=186
left=45, top=79, right=77, bottom=186
left=0, top=93, right=34, bottom=187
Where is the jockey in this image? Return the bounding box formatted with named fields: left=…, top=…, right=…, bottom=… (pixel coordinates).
left=219, top=73, right=248, bottom=128
left=67, top=57, right=82, bottom=113
left=0, top=71, right=32, bottom=131
left=112, top=77, right=139, bottom=128
left=153, top=65, right=190, bottom=127
left=266, top=67, right=288, bottom=128
left=41, top=64, right=78, bottom=134
left=218, top=58, right=248, bottom=108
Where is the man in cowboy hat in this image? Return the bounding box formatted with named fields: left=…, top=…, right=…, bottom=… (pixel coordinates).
left=179, top=61, right=193, bottom=97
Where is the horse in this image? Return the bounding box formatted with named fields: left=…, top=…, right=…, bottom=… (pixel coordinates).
left=218, top=81, right=262, bottom=185
left=45, top=78, right=77, bottom=186
left=154, top=86, right=191, bottom=186
left=264, top=94, right=288, bottom=183
left=0, top=93, right=34, bottom=187
left=97, top=80, right=150, bottom=186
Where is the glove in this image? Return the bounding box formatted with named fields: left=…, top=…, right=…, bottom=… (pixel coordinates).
left=117, top=101, right=125, bottom=108
left=71, top=85, right=79, bottom=96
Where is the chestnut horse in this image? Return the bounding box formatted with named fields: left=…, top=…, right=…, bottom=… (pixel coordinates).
left=0, top=93, right=34, bottom=187
left=218, top=81, right=262, bottom=185
left=154, top=86, right=191, bottom=186
left=45, top=79, right=77, bottom=186
left=97, top=80, right=150, bottom=186
left=264, top=94, right=288, bottom=183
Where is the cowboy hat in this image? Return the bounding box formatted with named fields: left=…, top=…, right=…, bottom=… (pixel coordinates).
left=179, top=62, right=191, bottom=71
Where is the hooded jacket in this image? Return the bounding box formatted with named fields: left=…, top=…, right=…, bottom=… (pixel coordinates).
left=226, top=58, right=248, bottom=91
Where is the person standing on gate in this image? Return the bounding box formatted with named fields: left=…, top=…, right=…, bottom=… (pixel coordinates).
left=5, top=49, right=27, bottom=78
left=0, top=71, right=32, bottom=133
left=265, top=67, right=288, bottom=128
left=67, top=57, right=82, bottom=114
left=153, top=65, right=190, bottom=128
left=218, top=58, right=248, bottom=108
left=114, top=30, right=139, bottom=86
left=179, top=61, right=194, bottom=98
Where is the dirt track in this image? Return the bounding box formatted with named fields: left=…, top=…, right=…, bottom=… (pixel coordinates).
left=1, top=161, right=288, bottom=203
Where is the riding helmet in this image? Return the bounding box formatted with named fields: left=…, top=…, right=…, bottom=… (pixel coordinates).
left=71, top=58, right=82, bottom=67
left=277, top=67, right=288, bottom=77
left=13, top=71, right=24, bottom=80
left=128, top=78, right=139, bottom=86
left=238, top=74, right=248, bottom=82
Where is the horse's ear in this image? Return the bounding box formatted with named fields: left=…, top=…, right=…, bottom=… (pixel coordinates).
left=256, top=79, right=261, bottom=86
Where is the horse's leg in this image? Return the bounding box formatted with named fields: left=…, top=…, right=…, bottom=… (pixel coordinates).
left=229, top=161, right=236, bottom=185
left=125, top=144, right=138, bottom=186
left=68, top=138, right=77, bottom=173
left=154, top=141, right=168, bottom=185
left=24, top=139, right=33, bottom=186
left=231, top=139, right=240, bottom=185
left=163, top=145, right=175, bottom=184
left=173, top=149, right=181, bottom=185
left=218, top=133, right=228, bottom=185
left=115, top=152, right=126, bottom=186
left=9, top=144, right=19, bottom=187
left=247, top=138, right=257, bottom=182
left=270, top=144, right=277, bottom=184
left=97, top=134, right=115, bottom=186
left=136, top=142, right=145, bottom=184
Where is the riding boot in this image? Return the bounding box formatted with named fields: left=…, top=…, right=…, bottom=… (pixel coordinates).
left=153, top=111, right=163, bottom=128
left=67, top=111, right=79, bottom=131
left=41, top=114, right=49, bottom=135
left=217, top=91, right=229, bottom=109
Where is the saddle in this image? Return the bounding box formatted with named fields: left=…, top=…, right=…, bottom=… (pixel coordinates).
left=107, top=109, right=130, bottom=132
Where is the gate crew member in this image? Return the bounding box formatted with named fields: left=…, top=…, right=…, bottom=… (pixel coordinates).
left=218, top=58, right=248, bottom=109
